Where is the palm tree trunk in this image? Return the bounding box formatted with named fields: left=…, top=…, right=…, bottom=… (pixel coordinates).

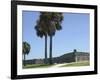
left=24, top=54, right=26, bottom=66
left=49, top=35, right=53, bottom=64
left=44, top=35, right=48, bottom=64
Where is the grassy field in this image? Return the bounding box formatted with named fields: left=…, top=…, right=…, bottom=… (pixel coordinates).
left=23, top=64, right=53, bottom=69
left=60, top=61, right=90, bottom=67
left=23, top=61, right=89, bottom=69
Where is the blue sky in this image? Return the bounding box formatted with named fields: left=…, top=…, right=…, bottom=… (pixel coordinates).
left=22, top=11, right=90, bottom=60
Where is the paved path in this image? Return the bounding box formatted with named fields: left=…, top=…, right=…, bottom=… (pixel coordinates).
left=50, top=63, right=67, bottom=68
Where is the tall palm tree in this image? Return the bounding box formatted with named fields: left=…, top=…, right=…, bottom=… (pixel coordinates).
left=35, top=13, right=48, bottom=64
left=47, top=13, right=63, bottom=64
left=23, top=41, right=31, bottom=66
left=35, top=12, right=63, bottom=64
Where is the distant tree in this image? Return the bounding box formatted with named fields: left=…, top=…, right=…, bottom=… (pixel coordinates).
left=73, top=49, right=77, bottom=53
left=23, top=42, right=31, bottom=66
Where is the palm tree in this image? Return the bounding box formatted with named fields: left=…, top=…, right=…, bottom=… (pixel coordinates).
left=23, top=41, right=31, bottom=66
left=35, top=13, right=48, bottom=64
left=35, top=12, right=63, bottom=64
left=47, top=13, right=63, bottom=64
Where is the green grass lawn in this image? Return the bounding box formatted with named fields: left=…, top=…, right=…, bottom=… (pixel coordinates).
left=23, top=64, right=53, bottom=69
left=23, top=61, right=90, bottom=69
left=60, top=61, right=90, bottom=67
